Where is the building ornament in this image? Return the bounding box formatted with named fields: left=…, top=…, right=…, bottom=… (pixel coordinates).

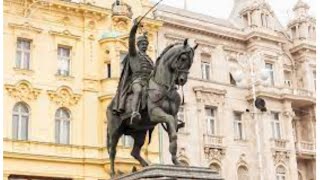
left=49, top=30, right=81, bottom=40
left=5, top=81, right=41, bottom=101
left=47, top=86, right=81, bottom=106
left=8, top=22, right=43, bottom=33
left=204, top=147, right=225, bottom=162
left=237, top=153, right=248, bottom=167
left=193, top=86, right=226, bottom=104
left=282, top=111, right=295, bottom=118
left=272, top=150, right=290, bottom=165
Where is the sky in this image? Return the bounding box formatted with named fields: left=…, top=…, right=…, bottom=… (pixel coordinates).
left=151, top=0, right=316, bottom=26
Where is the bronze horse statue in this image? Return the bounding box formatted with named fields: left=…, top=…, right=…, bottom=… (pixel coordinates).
left=106, top=39, right=198, bottom=176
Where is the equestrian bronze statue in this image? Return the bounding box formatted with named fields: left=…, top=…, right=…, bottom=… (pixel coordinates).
left=106, top=18, right=198, bottom=177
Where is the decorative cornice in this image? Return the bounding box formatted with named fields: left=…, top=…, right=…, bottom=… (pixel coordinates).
left=204, top=147, right=226, bottom=162
left=43, top=0, right=110, bottom=19
left=47, top=86, right=81, bottom=107
left=193, top=86, right=227, bottom=104
left=8, top=22, right=43, bottom=33
left=4, top=80, right=41, bottom=101
left=49, top=30, right=81, bottom=40
left=272, top=150, right=290, bottom=165
left=193, top=86, right=227, bottom=96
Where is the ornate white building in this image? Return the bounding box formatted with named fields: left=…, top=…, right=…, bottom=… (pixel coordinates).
left=155, top=0, right=316, bottom=179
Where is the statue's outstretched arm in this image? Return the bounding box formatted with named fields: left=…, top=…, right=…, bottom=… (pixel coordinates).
left=129, top=19, right=139, bottom=56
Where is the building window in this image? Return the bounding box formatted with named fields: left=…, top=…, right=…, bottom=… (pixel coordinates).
left=16, top=38, right=31, bottom=69
left=205, top=107, right=216, bottom=135
left=265, top=63, right=274, bottom=85
left=276, top=165, right=286, bottom=180
left=177, top=106, right=186, bottom=133
left=284, top=71, right=292, bottom=87
left=121, top=135, right=134, bottom=147
left=209, top=163, right=221, bottom=175
left=107, top=63, right=111, bottom=78
left=313, top=71, right=316, bottom=90
left=237, top=166, right=249, bottom=180
left=55, top=108, right=70, bottom=144
left=271, top=112, right=281, bottom=139
left=234, top=112, right=244, bottom=140
left=201, top=62, right=211, bottom=80
left=57, top=46, right=71, bottom=76
left=12, top=102, right=29, bottom=140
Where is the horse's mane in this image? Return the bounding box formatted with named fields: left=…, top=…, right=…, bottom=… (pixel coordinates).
left=154, top=42, right=181, bottom=70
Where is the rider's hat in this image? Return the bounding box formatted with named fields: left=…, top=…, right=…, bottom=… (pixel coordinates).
left=137, top=32, right=148, bottom=44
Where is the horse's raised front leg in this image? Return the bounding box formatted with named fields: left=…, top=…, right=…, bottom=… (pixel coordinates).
left=149, top=107, right=181, bottom=165
left=131, top=131, right=149, bottom=167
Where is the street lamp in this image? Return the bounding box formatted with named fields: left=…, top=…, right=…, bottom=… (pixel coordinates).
left=232, top=52, right=269, bottom=180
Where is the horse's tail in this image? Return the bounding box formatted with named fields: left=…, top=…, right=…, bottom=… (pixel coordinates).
left=148, top=127, right=154, bottom=145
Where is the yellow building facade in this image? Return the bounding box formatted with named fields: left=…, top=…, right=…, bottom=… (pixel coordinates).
left=3, top=0, right=162, bottom=179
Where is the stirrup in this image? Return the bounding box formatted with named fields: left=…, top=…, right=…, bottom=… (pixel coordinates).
left=130, top=111, right=141, bottom=124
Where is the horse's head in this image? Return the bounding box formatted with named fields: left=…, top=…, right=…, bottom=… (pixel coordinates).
left=170, top=39, right=198, bottom=86
left=154, top=38, right=198, bottom=88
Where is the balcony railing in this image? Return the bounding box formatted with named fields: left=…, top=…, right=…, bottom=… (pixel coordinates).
left=292, top=89, right=314, bottom=97
left=251, top=85, right=315, bottom=101
left=203, top=134, right=223, bottom=148
left=296, top=141, right=316, bottom=154
left=270, top=139, right=288, bottom=149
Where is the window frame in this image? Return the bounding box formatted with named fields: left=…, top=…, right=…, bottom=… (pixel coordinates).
left=201, top=61, right=211, bottom=80
left=276, top=165, right=286, bottom=180
left=57, top=45, right=72, bottom=76
left=271, top=112, right=281, bottom=139
left=177, top=106, right=187, bottom=133
left=121, top=135, right=134, bottom=148
left=55, top=108, right=71, bottom=144
left=205, top=107, right=217, bottom=135
left=16, top=38, right=32, bottom=70
left=12, top=102, right=29, bottom=140
left=234, top=111, right=244, bottom=140
left=265, top=63, right=275, bottom=86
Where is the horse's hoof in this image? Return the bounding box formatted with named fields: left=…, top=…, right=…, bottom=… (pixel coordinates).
left=172, top=158, right=182, bottom=166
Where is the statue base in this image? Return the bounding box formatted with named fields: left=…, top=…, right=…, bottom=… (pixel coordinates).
left=112, top=164, right=223, bottom=180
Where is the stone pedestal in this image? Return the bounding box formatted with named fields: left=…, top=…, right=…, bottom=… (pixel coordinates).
left=112, top=164, right=223, bottom=180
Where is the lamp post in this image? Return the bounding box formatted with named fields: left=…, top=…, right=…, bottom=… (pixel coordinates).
left=233, top=52, right=269, bottom=180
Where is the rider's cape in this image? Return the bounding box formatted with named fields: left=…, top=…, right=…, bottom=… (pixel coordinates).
left=112, top=54, right=132, bottom=114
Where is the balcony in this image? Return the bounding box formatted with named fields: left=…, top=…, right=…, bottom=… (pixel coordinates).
left=295, top=141, right=316, bottom=158
left=270, top=139, right=288, bottom=150
left=246, top=85, right=315, bottom=107
left=203, top=134, right=224, bottom=148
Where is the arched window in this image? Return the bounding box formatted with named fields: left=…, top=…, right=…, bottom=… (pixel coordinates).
left=276, top=165, right=286, bottom=180
left=12, top=102, right=29, bottom=140
left=55, top=108, right=71, bottom=144
left=209, top=163, right=221, bottom=175
left=237, top=165, right=249, bottom=180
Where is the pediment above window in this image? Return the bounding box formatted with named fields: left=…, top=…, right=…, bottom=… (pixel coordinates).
left=5, top=80, right=41, bottom=101
left=9, top=22, right=43, bottom=33
left=193, top=86, right=226, bottom=104
left=47, top=86, right=81, bottom=106
left=49, top=30, right=81, bottom=40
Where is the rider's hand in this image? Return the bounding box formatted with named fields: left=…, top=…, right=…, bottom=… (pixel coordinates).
left=133, top=17, right=140, bottom=26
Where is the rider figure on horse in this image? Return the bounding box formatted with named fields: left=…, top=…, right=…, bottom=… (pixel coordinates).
left=112, top=18, right=154, bottom=123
